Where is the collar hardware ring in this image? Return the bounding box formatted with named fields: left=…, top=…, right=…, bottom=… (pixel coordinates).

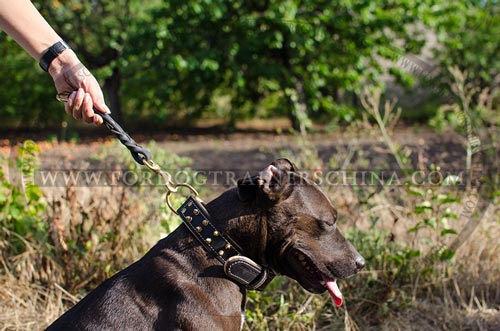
left=166, top=184, right=201, bottom=215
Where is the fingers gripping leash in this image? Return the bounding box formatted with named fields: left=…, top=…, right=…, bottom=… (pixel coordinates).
left=57, top=92, right=201, bottom=213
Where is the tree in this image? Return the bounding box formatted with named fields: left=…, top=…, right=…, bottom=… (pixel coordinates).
left=126, top=0, right=437, bottom=131
left=0, top=0, right=447, bottom=129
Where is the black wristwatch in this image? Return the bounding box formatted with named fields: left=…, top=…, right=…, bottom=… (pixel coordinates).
left=39, top=40, right=71, bottom=72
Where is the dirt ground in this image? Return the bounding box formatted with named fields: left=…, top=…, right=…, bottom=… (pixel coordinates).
left=2, top=126, right=471, bottom=179
left=0, top=123, right=470, bottom=165
left=19, top=126, right=478, bottom=201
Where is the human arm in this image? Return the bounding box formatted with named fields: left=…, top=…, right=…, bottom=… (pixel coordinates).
left=0, top=0, right=110, bottom=124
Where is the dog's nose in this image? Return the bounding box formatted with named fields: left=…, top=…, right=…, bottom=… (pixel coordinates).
left=355, top=256, right=366, bottom=270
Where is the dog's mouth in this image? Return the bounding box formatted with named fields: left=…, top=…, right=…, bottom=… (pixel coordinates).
left=286, top=248, right=343, bottom=307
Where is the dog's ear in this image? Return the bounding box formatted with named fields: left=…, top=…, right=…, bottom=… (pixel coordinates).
left=237, top=160, right=294, bottom=202
left=271, top=158, right=297, bottom=172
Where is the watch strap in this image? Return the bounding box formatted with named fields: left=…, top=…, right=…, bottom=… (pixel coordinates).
left=39, top=40, right=71, bottom=72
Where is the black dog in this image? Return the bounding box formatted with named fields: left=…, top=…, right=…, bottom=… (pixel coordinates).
left=46, top=159, right=364, bottom=330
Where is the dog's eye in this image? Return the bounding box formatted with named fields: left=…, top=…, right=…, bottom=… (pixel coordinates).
left=318, top=219, right=336, bottom=232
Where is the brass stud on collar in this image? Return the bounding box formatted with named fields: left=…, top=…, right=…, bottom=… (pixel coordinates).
left=218, top=250, right=225, bottom=256
left=225, top=243, right=232, bottom=250
left=205, top=238, right=212, bottom=244
left=213, top=231, right=220, bottom=237
left=185, top=216, right=192, bottom=222
left=193, top=209, right=200, bottom=215
left=188, top=201, right=193, bottom=207
left=202, top=220, right=209, bottom=226
left=181, top=208, right=187, bottom=214
left=196, top=226, right=202, bottom=233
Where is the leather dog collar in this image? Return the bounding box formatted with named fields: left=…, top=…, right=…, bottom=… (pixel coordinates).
left=178, top=196, right=274, bottom=291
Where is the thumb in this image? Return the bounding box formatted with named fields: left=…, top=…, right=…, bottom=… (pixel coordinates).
left=94, top=99, right=111, bottom=114
left=83, top=76, right=111, bottom=114
left=90, top=90, right=111, bottom=114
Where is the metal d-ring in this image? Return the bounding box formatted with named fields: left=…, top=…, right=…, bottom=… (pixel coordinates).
left=143, top=159, right=201, bottom=214
left=166, top=183, right=201, bottom=214
left=56, top=92, right=71, bottom=103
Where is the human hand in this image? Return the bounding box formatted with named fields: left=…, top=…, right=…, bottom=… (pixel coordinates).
left=48, top=49, right=110, bottom=125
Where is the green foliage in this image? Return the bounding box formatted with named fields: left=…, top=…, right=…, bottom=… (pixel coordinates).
left=127, top=0, right=435, bottom=129
left=405, top=184, right=461, bottom=261
left=347, top=228, right=419, bottom=306
left=327, top=103, right=359, bottom=125
left=0, top=141, right=47, bottom=254
left=245, top=278, right=326, bottom=330
left=0, top=36, right=62, bottom=127
left=434, top=1, right=500, bottom=92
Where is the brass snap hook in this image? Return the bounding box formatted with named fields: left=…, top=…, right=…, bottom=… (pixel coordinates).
left=142, top=158, right=162, bottom=172
left=142, top=159, right=178, bottom=193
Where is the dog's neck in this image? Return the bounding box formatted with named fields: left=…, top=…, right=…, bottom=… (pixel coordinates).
left=205, top=188, right=269, bottom=266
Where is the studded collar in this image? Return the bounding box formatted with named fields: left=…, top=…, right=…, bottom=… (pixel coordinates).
left=177, top=196, right=274, bottom=291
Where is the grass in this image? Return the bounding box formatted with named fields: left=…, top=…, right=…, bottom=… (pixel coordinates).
left=0, top=275, right=76, bottom=331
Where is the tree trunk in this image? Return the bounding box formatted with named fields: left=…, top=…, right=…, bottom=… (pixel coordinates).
left=287, top=80, right=310, bottom=135
left=287, top=102, right=300, bottom=132
left=104, top=68, right=123, bottom=123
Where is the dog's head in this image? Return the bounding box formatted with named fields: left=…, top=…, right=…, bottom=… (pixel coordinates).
left=237, top=158, right=364, bottom=306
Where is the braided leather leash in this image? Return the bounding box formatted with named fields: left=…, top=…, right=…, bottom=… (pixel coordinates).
left=99, top=111, right=151, bottom=164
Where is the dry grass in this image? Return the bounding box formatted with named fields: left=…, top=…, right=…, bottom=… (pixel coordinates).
left=372, top=301, right=500, bottom=331
left=374, top=220, right=500, bottom=331
left=0, top=275, right=78, bottom=331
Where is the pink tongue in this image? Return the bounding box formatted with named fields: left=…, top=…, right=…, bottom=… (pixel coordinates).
left=322, top=275, right=343, bottom=307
